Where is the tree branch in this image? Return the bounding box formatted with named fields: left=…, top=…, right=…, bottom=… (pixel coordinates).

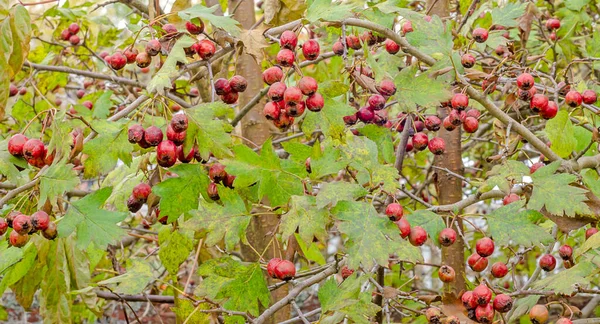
left=23, top=61, right=143, bottom=88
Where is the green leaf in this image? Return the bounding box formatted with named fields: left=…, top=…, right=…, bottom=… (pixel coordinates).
left=544, top=110, right=576, bottom=158
left=529, top=161, right=591, bottom=216
left=295, top=233, right=326, bottom=265
left=310, top=142, right=346, bottom=179
left=82, top=120, right=133, bottom=178
left=318, top=275, right=381, bottom=324
left=490, top=2, right=526, bottom=28
left=189, top=187, right=251, bottom=250
left=582, top=169, right=600, bottom=198
left=331, top=201, right=422, bottom=269
left=40, top=240, right=71, bottom=322
left=405, top=210, right=445, bottom=244
left=58, top=187, right=128, bottom=249
left=178, top=5, right=241, bottom=36
left=485, top=200, right=554, bottom=247
left=305, top=0, right=358, bottom=22
left=104, top=157, right=145, bottom=213
left=172, top=299, right=210, bottom=323
left=91, top=91, right=113, bottom=119
left=394, top=65, right=452, bottom=113
left=359, top=124, right=394, bottom=164
left=147, top=36, right=197, bottom=95
left=196, top=258, right=270, bottom=317
left=316, top=181, right=367, bottom=209
left=183, top=102, right=234, bottom=160
left=532, top=261, right=596, bottom=294
left=99, top=260, right=154, bottom=294
left=159, top=227, right=194, bottom=277
left=38, top=162, right=79, bottom=209
left=480, top=160, right=529, bottom=193
left=400, top=11, right=453, bottom=56
left=319, top=80, right=350, bottom=98
left=0, top=242, right=36, bottom=294
left=0, top=241, right=24, bottom=274
left=280, top=195, right=330, bottom=244
left=302, top=98, right=355, bottom=141
left=223, top=139, right=304, bottom=207
left=574, top=231, right=600, bottom=259
left=565, top=0, right=591, bottom=11
left=152, top=163, right=209, bottom=222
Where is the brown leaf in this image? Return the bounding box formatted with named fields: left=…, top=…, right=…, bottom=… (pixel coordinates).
left=382, top=286, right=400, bottom=299
left=263, top=0, right=306, bottom=26
left=439, top=300, right=478, bottom=324
left=518, top=3, right=538, bottom=45
left=463, top=70, right=490, bottom=81
left=417, top=294, right=441, bottom=304
left=543, top=190, right=600, bottom=233
left=262, top=0, right=281, bottom=25
left=237, top=29, right=269, bottom=64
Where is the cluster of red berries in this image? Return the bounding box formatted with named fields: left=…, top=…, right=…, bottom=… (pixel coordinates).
left=207, top=163, right=235, bottom=201
left=127, top=183, right=152, bottom=213
left=385, top=203, right=430, bottom=247
left=262, top=31, right=325, bottom=129
left=545, top=18, right=561, bottom=41
left=466, top=237, right=511, bottom=278
left=8, top=84, right=27, bottom=97
left=59, top=22, right=81, bottom=45
left=1, top=210, right=57, bottom=248
left=214, top=75, right=248, bottom=104
left=462, top=284, right=512, bottom=323
left=513, top=73, right=557, bottom=119
left=266, top=258, right=296, bottom=281
left=8, top=134, right=54, bottom=168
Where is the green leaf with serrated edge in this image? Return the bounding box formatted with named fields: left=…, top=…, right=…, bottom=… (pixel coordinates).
left=310, top=142, right=346, bottom=179
left=172, top=299, right=211, bottom=323
left=565, top=0, right=591, bottom=11
left=91, top=90, right=113, bottom=119
left=302, top=98, right=355, bottom=140
left=318, top=275, right=381, bottom=324
left=394, top=65, right=452, bottom=112
left=480, top=160, right=530, bottom=193
left=158, top=227, right=194, bottom=277
left=38, top=162, right=79, bottom=209
left=196, top=258, right=270, bottom=317
left=152, top=164, right=209, bottom=222
left=485, top=200, right=554, bottom=247
left=305, top=0, right=358, bottom=22
left=405, top=210, right=445, bottom=245
left=178, top=5, right=241, bottom=36
left=0, top=241, right=23, bottom=274
left=316, top=181, right=368, bottom=209
left=529, top=161, right=591, bottom=217
left=359, top=124, right=394, bottom=164
left=544, top=110, right=576, bottom=158
left=40, top=239, right=71, bottom=323
left=64, top=236, right=97, bottom=311
left=574, top=231, right=600, bottom=259
left=295, top=233, right=326, bottom=265
left=280, top=195, right=330, bottom=244
left=58, top=187, right=128, bottom=249
left=373, top=0, right=408, bottom=14
left=0, top=242, right=36, bottom=294
left=99, top=260, right=154, bottom=294
left=183, top=102, right=234, bottom=160
left=507, top=295, right=541, bottom=323
left=189, top=187, right=251, bottom=250
left=532, top=261, right=596, bottom=294
left=223, top=139, right=304, bottom=207
left=11, top=237, right=50, bottom=309
left=319, top=80, right=349, bottom=98
left=105, top=157, right=144, bottom=212
left=332, top=201, right=422, bottom=269
left=0, top=150, right=25, bottom=186
left=582, top=169, right=600, bottom=198
left=490, top=2, right=526, bottom=27
left=282, top=142, right=312, bottom=163
left=46, top=109, right=73, bottom=162
left=148, top=36, right=196, bottom=95
left=82, top=120, right=133, bottom=178
left=396, top=11, right=452, bottom=56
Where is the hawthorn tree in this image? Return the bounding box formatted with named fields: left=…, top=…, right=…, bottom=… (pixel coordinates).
left=1, top=0, right=600, bottom=322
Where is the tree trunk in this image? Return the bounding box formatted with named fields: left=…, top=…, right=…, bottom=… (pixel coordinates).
left=427, top=0, right=467, bottom=303
left=228, top=0, right=290, bottom=321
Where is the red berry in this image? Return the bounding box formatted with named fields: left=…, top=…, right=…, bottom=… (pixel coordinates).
left=69, top=34, right=80, bottom=45
left=377, top=80, right=396, bottom=97
left=468, top=253, right=488, bottom=272
left=545, top=18, right=561, bottom=31
left=135, top=52, right=151, bottom=68
left=209, top=163, right=227, bottom=183
left=171, top=114, right=188, bottom=133
left=402, top=21, right=413, bottom=34
left=360, top=31, right=377, bottom=46
left=396, top=218, right=411, bottom=238
left=263, top=66, right=284, bottom=85
left=60, top=29, right=72, bottom=41
left=283, top=87, right=303, bottom=105
left=23, top=139, right=46, bottom=161
left=263, top=102, right=281, bottom=120
left=461, top=53, right=476, bottom=68
left=156, top=140, right=177, bottom=168
left=493, top=294, right=513, bottom=313
left=586, top=228, right=598, bottom=240
left=502, top=193, right=520, bottom=205
left=332, top=41, right=344, bottom=55
left=451, top=93, right=469, bottom=110
left=221, top=92, right=239, bottom=104
left=475, top=303, right=495, bottom=323
left=146, top=39, right=162, bottom=56
left=166, top=124, right=186, bottom=146
left=530, top=162, right=544, bottom=174
left=68, top=22, right=80, bottom=34
left=368, top=94, right=386, bottom=110
left=276, top=49, right=295, bottom=67
left=223, top=174, right=236, bottom=188
left=476, top=237, right=495, bottom=257
left=110, top=52, right=127, bottom=70
left=425, top=308, right=442, bottom=323
left=279, top=30, right=298, bottom=50
left=529, top=305, right=549, bottom=324
left=285, top=101, right=305, bottom=117
left=411, top=132, right=428, bottom=151
left=409, top=226, right=427, bottom=246
left=298, top=76, right=318, bottom=96
left=31, top=211, right=50, bottom=231
left=9, top=84, right=18, bottom=97
left=177, top=145, right=196, bottom=163
left=442, top=116, right=456, bottom=131
left=132, top=183, right=152, bottom=201
left=438, top=228, right=457, bottom=247
left=385, top=203, right=403, bottom=221
left=0, top=218, right=7, bottom=236
left=491, top=262, right=509, bottom=278
left=343, top=114, right=358, bottom=125
left=229, top=75, right=247, bottom=93
left=438, top=265, right=455, bottom=282
left=274, top=259, right=296, bottom=280
left=345, top=35, right=361, bottom=50
left=144, top=126, right=163, bottom=147
left=185, top=20, right=204, bottom=35
left=340, top=266, right=354, bottom=279
left=565, top=90, right=583, bottom=107
left=214, top=78, right=231, bottom=95
left=128, top=124, right=144, bottom=144
left=428, top=137, right=445, bottom=155
left=473, top=284, right=492, bottom=305
left=472, top=28, right=489, bottom=43
left=162, top=23, right=177, bottom=34
left=302, top=39, right=320, bottom=60
left=8, top=134, right=28, bottom=157
left=582, top=90, right=597, bottom=104
left=306, top=93, right=324, bottom=112
left=9, top=231, right=29, bottom=247
left=267, top=258, right=282, bottom=278
left=539, top=254, right=556, bottom=271
left=549, top=32, right=557, bottom=41
left=558, top=244, right=573, bottom=260
left=196, top=40, right=216, bottom=60
left=556, top=318, right=573, bottom=324
left=13, top=214, right=32, bottom=235
left=42, top=221, right=57, bottom=240
left=462, top=116, right=479, bottom=133
left=516, top=73, right=535, bottom=90
left=462, top=291, right=478, bottom=310
left=529, top=94, right=549, bottom=113
left=385, top=39, right=400, bottom=54
left=273, top=112, right=295, bottom=130
left=424, top=115, right=441, bottom=131
left=482, top=79, right=496, bottom=92
left=207, top=182, right=220, bottom=200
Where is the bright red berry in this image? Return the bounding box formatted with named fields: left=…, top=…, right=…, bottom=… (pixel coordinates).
left=8, top=134, right=28, bottom=157
left=582, top=90, right=597, bottom=105
left=473, top=284, right=492, bottom=305
left=468, top=253, right=488, bottom=272
left=462, top=291, right=478, bottom=310
left=385, top=39, right=400, bottom=54
left=263, top=102, right=281, bottom=120
left=60, top=29, right=72, bottom=41
left=530, top=94, right=549, bottom=113
left=23, top=139, right=46, bottom=161
left=451, top=93, right=469, bottom=110
left=558, top=244, right=573, bottom=260
left=276, top=49, right=295, bottom=67
left=539, top=254, right=556, bottom=271
left=476, top=237, right=495, bottom=257
left=298, top=76, right=318, bottom=96
left=396, top=218, right=411, bottom=238
left=565, top=90, right=583, bottom=107
left=156, top=141, right=177, bottom=168
left=305, top=93, right=324, bottom=112
left=385, top=203, right=403, bottom=221
left=263, top=66, right=284, bottom=85
left=408, top=226, right=428, bottom=246
left=463, top=116, right=479, bottom=133
left=475, top=303, right=495, bottom=323
left=428, top=137, right=445, bottom=155
left=438, top=228, right=457, bottom=247
left=302, top=39, right=320, bottom=60
left=279, top=31, right=298, bottom=49
left=267, top=258, right=282, bottom=278
left=545, top=18, right=561, bottom=31
left=185, top=19, right=204, bottom=35
left=110, top=52, right=127, bottom=70
left=516, top=73, right=535, bottom=90
left=412, top=132, right=429, bottom=151
left=491, top=262, right=509, bottom=278
left=274, top=259, right=296, bottom=280
left=132, top=183, right=152, bottom=201
left=196, top=40, right=216, bottom=60
left=68, top=22, right=80, bottom=34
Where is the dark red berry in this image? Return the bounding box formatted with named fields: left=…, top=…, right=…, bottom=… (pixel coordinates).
left=144, top=126, right=163, bottom=146
left=156, top=140, right=177, bottom=168
left=438, top=228, right=457, bottom=247
left=279, top=31, right=298, bottom=50
left=461, top=53, right=476, bottom=68
left=408, top=226, right=427, bottom=246
left=428, top=137, right=445, bottom=155
left=558, top=244, right=573, bottom=260
left=276, top=49, right=295, bottom=67
left=31, top=211, right=50, bottom=231
left=539, top=254, right=556, bottom=271
left=306, top=93, right=324, bottom=112
left=582, top=90, right=597, bottom=105
left=145, top=39, right=162, bottom=56
left=516, top=73, right=535, bottom=90
left=13, top=214, right=32, bottom=235
left=472, top=28, right=489, bottom=43
left=273, top=259, right=296, bottom=280
left=302, top=39, right=320, bottom=60
left=185, top=19, right=204, bottom=35
left=214, top=78, right=231, bottom=95
left=229, top=75, right=247, bottom=93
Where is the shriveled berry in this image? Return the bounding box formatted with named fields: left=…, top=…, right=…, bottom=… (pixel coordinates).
left=276, top=49, right=295, bottom=67
left=207, top=182, right=220, bottom=200
left=229, top=75, right=247, bottom=93
left=368, top=94, right=386, bottom=110
left=209, top=163, right=227, bottom=183
left=128, top=124, right=144, bottom=144
left=345, top=35, right=361, bottom=50
left=285, top=101, right=305, bottom=117
left=493, top=294, right=513, bottom=313
left=472, top=28, right=489, bottom=43
left=185, top=19, right=204, bottom=35
left=144, top=126, right=163, bottom=146
left=425, top=308, right=442, bottom=323
left=171, top=114, right=188, bottom=133
left=340, top=266, right=354, bottom=279
left=135, top=52, right=151, bottom=68
left=461, top=53, right=476, bottom=68
left=332, top=41, right=344, bottom=55
left=428, top=137, right=445, bottom=155
left=145, top=39, right=162, bottom=56
left=214, top=78, right=232, bottom=95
